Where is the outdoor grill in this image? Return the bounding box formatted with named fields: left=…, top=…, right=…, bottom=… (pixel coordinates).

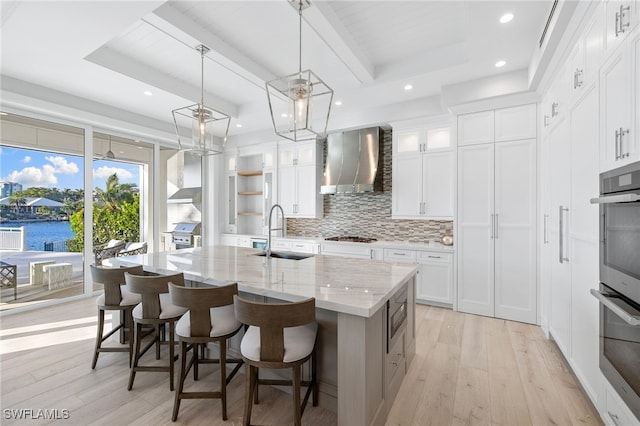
left=171, top=222, right=201, bottom=249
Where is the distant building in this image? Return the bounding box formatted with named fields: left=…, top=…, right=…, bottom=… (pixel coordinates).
left=0, top=182, right=23, bottom=198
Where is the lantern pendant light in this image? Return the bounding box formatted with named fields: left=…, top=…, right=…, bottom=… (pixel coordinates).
left=172, top=44, right=230, bottom=156
left=266, top=0, right=333, bottom=142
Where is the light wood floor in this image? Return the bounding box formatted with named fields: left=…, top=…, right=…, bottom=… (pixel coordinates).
left=0, top=298, right=601, bottom=425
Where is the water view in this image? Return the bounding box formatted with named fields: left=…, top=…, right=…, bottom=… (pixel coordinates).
left=3, top=221, right=74, bottom=251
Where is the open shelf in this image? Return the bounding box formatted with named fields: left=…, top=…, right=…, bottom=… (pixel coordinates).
left=237, top=170, right=263, bottom=177
left=238, top=191, right=263, bottom=196
left=238, top=212, right=262, bottom=216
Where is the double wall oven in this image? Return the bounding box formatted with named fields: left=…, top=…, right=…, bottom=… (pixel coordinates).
left=590, top=161, right=640, bottom=419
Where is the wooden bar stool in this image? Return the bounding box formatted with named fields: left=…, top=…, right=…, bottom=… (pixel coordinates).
left=125, top=271, right=188, bottom=391
left=168, top=283, right=244, bottom=421
left=233, top=296, right=318, bottom=426
left=90, top=264, right=144, bottom=369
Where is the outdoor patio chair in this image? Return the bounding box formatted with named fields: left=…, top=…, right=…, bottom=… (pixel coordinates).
left=93, top=239, right=126, bottom=265
left=118, top=242, right=148, bottom=257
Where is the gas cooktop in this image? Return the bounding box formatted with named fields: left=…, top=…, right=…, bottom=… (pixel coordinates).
left=324, top=236, right=377, bottom=243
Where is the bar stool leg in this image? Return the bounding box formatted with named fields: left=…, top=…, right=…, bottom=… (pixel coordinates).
left=312, top=350, right=318, bottom=406
left=220, top=340, right=228, bottom=420
left=293, top=365, right=302, bottom=426
left=91, top=308, right=105, bottom=369
left=169, top=321, right=175, bottom=391
left=244, top=365, right=257, bottom=426
left=128, top=322, right=142, bottom=391
left=127, top=310, right=134, bottom=367
left=172, top=340, right=188, bottom=422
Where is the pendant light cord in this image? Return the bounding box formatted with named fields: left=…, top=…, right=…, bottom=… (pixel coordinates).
left=200, top=47, right=205, bottom=107
left=298, top=1, right=302, bottom=74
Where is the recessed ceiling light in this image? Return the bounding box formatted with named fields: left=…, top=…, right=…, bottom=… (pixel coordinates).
left=500, top=13, right=514, bottom=24
left=0, top=112, right=7, bottom=116
left=143, top=90, right=153, bottom=96
left=281, top=113, right=288, bottom=118
left=236, top=124, right=243, bottom=128
left=495, top=60, right=506, bottom=68
left=335, top=100, right=342, bottom=106
left=404, top=84, right=413, bottom=91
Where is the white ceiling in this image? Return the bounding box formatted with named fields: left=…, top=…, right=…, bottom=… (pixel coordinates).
left=0, top=0, right=554, bottom=142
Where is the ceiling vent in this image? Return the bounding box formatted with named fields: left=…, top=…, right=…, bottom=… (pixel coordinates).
left=539, top=0, right=559, bottom=47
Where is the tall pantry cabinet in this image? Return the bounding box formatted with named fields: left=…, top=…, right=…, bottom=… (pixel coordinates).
left=457, top=104, right=537, bottom=324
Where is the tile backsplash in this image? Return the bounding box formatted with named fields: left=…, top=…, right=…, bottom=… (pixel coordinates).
left=286, top=128, right=453, bottom=243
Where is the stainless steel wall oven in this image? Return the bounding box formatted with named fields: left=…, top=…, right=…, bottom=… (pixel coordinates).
left=591, top=161, right=640, bottom=419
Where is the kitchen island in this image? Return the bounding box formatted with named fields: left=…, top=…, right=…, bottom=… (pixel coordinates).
left=108, top=245, right=417, bottom=425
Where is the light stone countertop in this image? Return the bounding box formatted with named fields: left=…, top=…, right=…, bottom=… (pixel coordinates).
left=109, top=245, right=417, bottom=318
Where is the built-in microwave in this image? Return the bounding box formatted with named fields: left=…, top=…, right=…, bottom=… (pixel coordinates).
left=591, top=161, right=640, bottom=420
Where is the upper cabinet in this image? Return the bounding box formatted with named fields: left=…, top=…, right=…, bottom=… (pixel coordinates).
left=494, top=104, right=537, bottom=142
left=459, top=104, right=536, bottom=145
left=392, top=123, right=454, bottom=219
left=604, top=0, right=638, bottom=56
left=569, top=5, right=605, bottom=102
left=457, top=110, right=494, bottom=146
left=278, top=140, right=322, bottom=218
left=600, top=30, right=638, bottom=171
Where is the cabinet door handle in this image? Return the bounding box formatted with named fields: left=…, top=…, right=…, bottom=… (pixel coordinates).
left=620, top=128, right=630, bottom=158
left=427, top=255, right=441, bottom=259
left=551, top=102, right=559, bottom=117
left=608, top=411, right=620, bottom=426
left=559, top=206, right=569, bottom=263
left=392, top=252, right=406, bottom=256
left=544, top=115, right=550, bottom=127
left=573, top=70, right=578, bottom=89
left=575, top=69, right=583, bottom=88
left=615, top=129, right=621, bottom=160
left=490, top=213, right=495, bottom=239
left=495, top=214, right=499, bottom=240
left=616, top=5, right=631, bottom=37
left=543, top=214, right=549, bottom=244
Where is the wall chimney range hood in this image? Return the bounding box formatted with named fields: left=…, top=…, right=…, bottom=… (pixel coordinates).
left=167, top=187, right=202, bottom=204
left=167, top=151, right=202, bottom=204
left=321, top=126, right=383, bottom=194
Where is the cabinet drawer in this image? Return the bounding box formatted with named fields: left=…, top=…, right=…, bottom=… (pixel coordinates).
left=383, top=248, right=416, bottom=263
left=416, top=251, right=452, bottom=263
left=605, top=382, right=638, bottom=426
left=270, top=240, right=291, bottom=251
left=386, top=330, right=406, bottom=398
left=290, top=242, right=316, bottom=254
left=322, top=242, right=372, bottom=259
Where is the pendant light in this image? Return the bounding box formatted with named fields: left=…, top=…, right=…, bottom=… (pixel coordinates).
left=172, top=44, right=230, bottom=156
left=104, top=135, right=115, bottom=160
left=266, top=0, right=333, bottom=142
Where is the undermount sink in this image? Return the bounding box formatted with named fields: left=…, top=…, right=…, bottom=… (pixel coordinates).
left=254, top=251, right=313, bottom=260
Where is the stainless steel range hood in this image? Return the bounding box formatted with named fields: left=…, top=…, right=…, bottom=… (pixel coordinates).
left=167, top=187, right=202, bottom=204
left=167, top=151, right=202, bottom=204
left=321, top=126, right=383, bottom=194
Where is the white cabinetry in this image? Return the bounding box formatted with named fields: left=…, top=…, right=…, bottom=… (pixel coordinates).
left=604, top=380, right=640, bottom=426
left=457, top=110, right=494, bottom=146
left=225, top=144, right=278, bottom=236
left=278, top=141, right=322, bottom=218
left=416, top=252, right=453, bottom=306
left=600, top=40, right=637, bottom=171
left=604, top=0, right=638, bottom=56
left=457, top=104, right=537, bottom=324
left=392, top=125, right=454, bottom=219
left=569, top=6, right=604, bottom=102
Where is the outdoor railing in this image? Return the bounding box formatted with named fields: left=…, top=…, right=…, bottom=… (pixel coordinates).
left=0, top=227, right=26, bottom=251
left=44, top=241, right=68, bottom=252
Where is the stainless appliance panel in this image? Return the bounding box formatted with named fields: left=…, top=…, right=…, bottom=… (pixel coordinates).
left=387, top=284, right=408, bottom=353
left=594, top=284, right=640, bottom=419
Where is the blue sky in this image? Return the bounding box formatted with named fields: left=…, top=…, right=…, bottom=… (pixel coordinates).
left=0, top=146, right=140, bottom=191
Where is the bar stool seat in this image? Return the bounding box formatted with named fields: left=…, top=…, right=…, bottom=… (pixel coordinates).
left=90, top=264, right=144, bottom=369
left=240, top=322, right=318, bottom=363
left=169, top=283, right=244, bottom=421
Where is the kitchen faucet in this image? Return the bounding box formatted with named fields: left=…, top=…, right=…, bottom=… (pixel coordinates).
left=266, top=204, right=285, bottom=258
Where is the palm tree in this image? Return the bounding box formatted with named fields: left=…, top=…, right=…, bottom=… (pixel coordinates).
left=7, top=195, right=27, bottom=215
left=94, top=173, right=137, bottom=210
